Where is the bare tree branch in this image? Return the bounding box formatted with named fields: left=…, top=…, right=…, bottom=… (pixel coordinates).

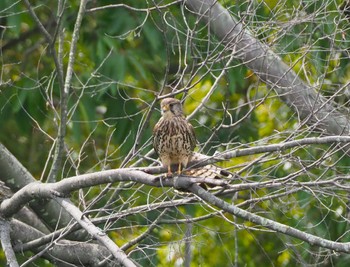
left=0, top=219, right=19, bottom=267
left=143, top=136, right=350, bottom=173
left=0, top=144, right=83, bottom=238
left=2, top=1, right=350, bottom=265
left=22, top=0, right=65, bottom=121
left=55, top=197, right=137, bottom=267
left=10, top=219, right=118, bottom=266
left=188, top=183, right=350, bottom=253
left=3, top=135, right=350, bottom=219
left=184, top=0, right=350, bottom=135
left=47, top=0, right=88, bottom=183
left=0, top=169, right=173, bottom=218
left=16, top=198, right=194, bottom=254
left=98, top=209, right=169, bottom=266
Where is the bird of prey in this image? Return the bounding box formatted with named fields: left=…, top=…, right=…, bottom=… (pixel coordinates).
left=153, top=98, right=196, bottom=177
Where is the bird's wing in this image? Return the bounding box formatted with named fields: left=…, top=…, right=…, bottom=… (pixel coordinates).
left=188, top=121, right=197, bottom=151
left=152, top=118, right=163, bottom=156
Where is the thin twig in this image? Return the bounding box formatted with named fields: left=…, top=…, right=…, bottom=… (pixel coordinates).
left=47, top=0, right=88, bottom=182
left=189, top=183, right=350, bottom=253
left=97, top=209, right=169, bottom=266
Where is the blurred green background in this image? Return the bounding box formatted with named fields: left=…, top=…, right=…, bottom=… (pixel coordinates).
left=1, top=0, right=350, bottom=266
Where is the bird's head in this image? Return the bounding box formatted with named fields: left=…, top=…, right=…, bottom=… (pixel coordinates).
left=160, top=98, right=184, bottom=117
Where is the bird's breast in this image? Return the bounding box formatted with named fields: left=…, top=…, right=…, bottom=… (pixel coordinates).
left=155, top=118, right=193, bottom=155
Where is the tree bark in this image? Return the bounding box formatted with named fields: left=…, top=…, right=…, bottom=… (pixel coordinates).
left=185, top=0, right=350, bottom=135
left=10, top=219, right=119, bottom=267
left=0, top=144, right=86, bottom=240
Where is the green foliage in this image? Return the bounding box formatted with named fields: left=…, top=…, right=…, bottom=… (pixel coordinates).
left=1, top=0, right=350, bottom=266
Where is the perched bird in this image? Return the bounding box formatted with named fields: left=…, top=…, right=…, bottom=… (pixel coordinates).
left=153, top=98, right=196, bottom=177
left=153, top=97, right=233, bottom=191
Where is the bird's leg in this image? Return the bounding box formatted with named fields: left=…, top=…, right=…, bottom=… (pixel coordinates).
left=167, top=165, right=173, bottom=178
left=177, top=163, right=182, bottom=175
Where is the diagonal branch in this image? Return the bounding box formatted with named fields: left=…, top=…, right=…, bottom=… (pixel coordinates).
left=98, top=208, right=169, bottom=266
left=188, top=183, right=350, bottom=253
left=55, top=197, right=137, bottom=267
left=10, top=219, right=117, bottom=266
left=0, top=219, right=19, bottom=267
left=0, top=144, right=82, bottom=238
left=185, top=0, right=350, bottom=135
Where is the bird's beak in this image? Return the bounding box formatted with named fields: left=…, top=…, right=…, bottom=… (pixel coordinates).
left=161, top=104, right=170, bottom=114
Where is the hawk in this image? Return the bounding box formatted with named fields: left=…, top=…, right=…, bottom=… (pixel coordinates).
left=153, top=97, right=232, bottom=186
left=153, top=98, right=196, bottom=177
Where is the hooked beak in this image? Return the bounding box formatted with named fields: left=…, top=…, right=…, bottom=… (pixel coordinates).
left=161, top=104, right=170, bottom=114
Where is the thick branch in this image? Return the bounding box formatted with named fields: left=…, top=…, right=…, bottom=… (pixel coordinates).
left=10, top=219, right=117, bottom=266
left=55, top=198, right=136, bottom=267
left=2, top=136, right=350, bottom=219
left=0, top=169, right=209, bottom=218
left=185, top=0, right=350, bottom=135
left=0, top=144, right=82, bottom=238
left=0, top=219, right=19, bottom=267
left=17, top=198, right=195, bottom=253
